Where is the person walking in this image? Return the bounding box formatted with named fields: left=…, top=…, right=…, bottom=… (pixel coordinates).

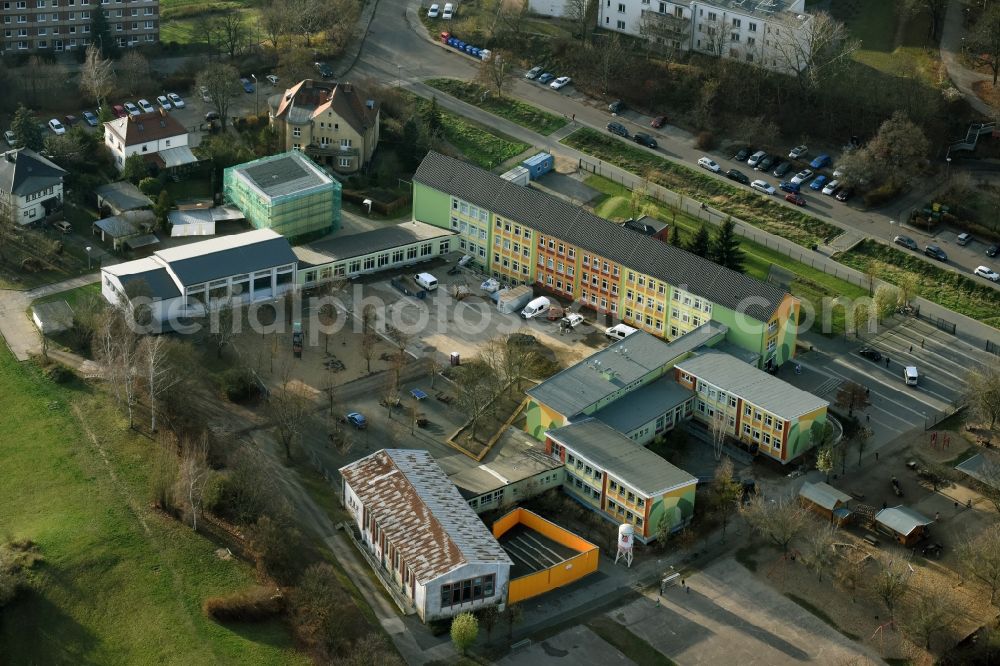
left=875, top=452, right=879, bottom=461
left=866, top=413, right=871, bottom=423
left=885, top=356, right=890, bottom=368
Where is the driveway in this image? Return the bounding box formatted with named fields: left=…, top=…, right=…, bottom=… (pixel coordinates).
left=0, top=273, right=99, bottom=361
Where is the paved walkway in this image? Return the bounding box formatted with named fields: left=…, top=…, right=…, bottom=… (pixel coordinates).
left=940, top=0, right=996, bottom=118
left=0, top=273, right=99, bottom=361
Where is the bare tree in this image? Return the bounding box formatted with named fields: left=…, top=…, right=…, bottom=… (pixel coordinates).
left=835, top=381, right=870, bottom=417
left=141, top=335, right=184, bottom=433
left=594, top=36, right=629, bottom=96
left=972, top=452, right=1000, bottom=514
left=872, top=558, right=910, bottom=623
left=259, top=1, right=288, bottom=49
left=905, top=593, right=951, bottom=650
left=117, top=51, right=150, bottom=98
left=957, top=524, right=1000, bottom=606
left=802, top=524, right=837, bottom=581
left=453, top=362, right=498, bottom=441
left=197, top=63, right=242, bottom=129
left=855, top=426, right=873, bottom=466
left=208, top=298, right=241, bottom=359
left=710, top=408, right=727, bottom=461
left=837, top=554, right=866, bottom=603
left=215, top=12, right=248, bottom=58
left=565, top=0, right=596, bottom=43
left=966, top=365, right=1000, bottom=429
left=971, top=5, right=1000, bottom=86
left=840, top=111, right=930, bottom=190
left=95, top=304, right=142, bottom=428
left=79, top=44, right=116, bottom=105
left=710, top=457, right=742, bottom=541
left=771, top=12, right=859, bottom=93
left=475, top=50, right=512, bottom=98
left=361, top=304, right=378, bottom=374
left=739, top=493, right=809, bottom=557
left=289, top=0, right=334, bottom=47
left=268, top=379, right=311, bottom=460
left=872, top=284, right=901, bottom=321
left=177, top=435, right=210, bottom=531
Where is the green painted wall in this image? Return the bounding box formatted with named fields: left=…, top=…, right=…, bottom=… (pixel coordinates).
left=710, top=304, right=765, bottom=365
left=647, top=483, right=696, bottom=539
left=784, top=408, right=828, bottom=462
left=412, top=182, right=453, bottom=229
left=524, top=400, right=566, bottom=440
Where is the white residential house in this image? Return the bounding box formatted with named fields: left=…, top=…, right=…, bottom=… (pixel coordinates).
left=0, top=148, right=67, bottom=225
left=103, top=111, right=198, bottom=172
left=599, top=0, right=814, bottom=74
left=340, top=449, right=513, bottom=622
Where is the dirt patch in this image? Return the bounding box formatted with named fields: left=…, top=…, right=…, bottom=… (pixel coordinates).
left=971, top=80, right=1000, bottom=112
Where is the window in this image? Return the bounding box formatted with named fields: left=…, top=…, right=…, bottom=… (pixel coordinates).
left=743, top=424, right=751, bottom=435
left=617, top=2, right=624, bottom=11
left=338, top=158, right=351, bottom=168
left=732, top=17, right=740, bottom=27
left=744, top=404, right=752, bottom=417
left=764, top=415, right=773, bottom=427
left=776, top=421, right=783, bottom=431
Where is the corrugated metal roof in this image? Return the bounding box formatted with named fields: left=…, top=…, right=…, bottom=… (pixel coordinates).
left=294, top=221, right=454, bottom=267
left=94, top=181, right=154, bottom=212
left=339, top=450, right=511, bottom=584
left=799, top=481, right=852, bottom=510
left=955, top=452, right=1000, bottom=490
left=675, top=350, right=828, bottom=420
left=527, top=324, right=724, bottom=418
left=154, top=229, right=296, bottom=286
left=413, top=152, right=789, bottom=322
left=591, top=376, right=694, bottom=434
left=547, top=420, right=697, bottom=497
left=104, top=257, right=182, bottom=300
left=875, top=506, right=933, bottom=536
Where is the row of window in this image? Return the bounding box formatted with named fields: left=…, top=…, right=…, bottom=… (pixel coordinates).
left=607, top=480, right=645, bottom=508
left=671, top=288, right=712, bottom=313
left=580, top=290, right=617, bottom=313
left=623, top=308, right=663, bottom=331
left=494, top=218, right=531, bottom=240
left=742, top=423, right=782, bottom=451
left=606, top=499, right=644, bottom=527
left=451, top=198, right=489, bottom=224
left=440, top=574, right=495, bottom=608
left=496, top=253, right=528, bottom=276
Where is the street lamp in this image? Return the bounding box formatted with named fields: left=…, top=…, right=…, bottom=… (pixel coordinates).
left=397, top=64, right=402, bottom=88
left=251, top=74, right=259, bottom=117
left=946, top=156, right=952, bottom=182
left=888, top=219, right=895, bottom=242
left=85, top=245, right=92, bottom=270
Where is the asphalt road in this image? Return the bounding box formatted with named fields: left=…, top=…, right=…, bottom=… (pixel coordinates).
left=347, top=0, right=1000, bottom=291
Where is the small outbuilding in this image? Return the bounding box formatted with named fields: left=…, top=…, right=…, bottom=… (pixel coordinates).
left=94, top=181, right=154, bottom=216
left=92, top=209, right=157, bottom=250
left=31, top=300, right=74, bottom=334
left=798, top=481, right=853, bottom=525
left=875, top=506, right=934, bottom=547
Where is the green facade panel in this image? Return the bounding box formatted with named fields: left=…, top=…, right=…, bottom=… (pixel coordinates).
left=412, top=182, right=453, bottom=229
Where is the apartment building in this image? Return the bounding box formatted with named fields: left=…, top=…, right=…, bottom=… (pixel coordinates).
left=1, top=0, right=158, bottom=53
left=413, top=151, right=800, bottom=369
left=599, top=0, right=813, bottom=74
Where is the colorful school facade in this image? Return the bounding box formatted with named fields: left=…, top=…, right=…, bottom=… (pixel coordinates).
left=413, top=151, right=800, bottom=370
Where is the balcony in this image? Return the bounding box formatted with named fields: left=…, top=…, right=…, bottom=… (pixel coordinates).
left=640, top=10, right=691, bottom=39
left=306, top=143, right=360, bottom=157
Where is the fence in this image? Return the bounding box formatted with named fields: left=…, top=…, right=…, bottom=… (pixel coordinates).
left=987, top=339, right=1000, bottom=357
left=913, top=305, right=956, bottom=335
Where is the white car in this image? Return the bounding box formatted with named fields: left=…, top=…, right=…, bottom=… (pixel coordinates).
left=550, top=76, right=571, bottom=89
left=561, top=313, right=585, bottom=329
left=788, top=145, right=808, bottom=159
left=266, top=74, right=279, bottom=86
left=790, top=169, right=813, bottom=185
left=123, top=101, right=141, bottom=117
left=200, top=86, right=212, bottom=103
left=750, top=179, right=775, bottom=195
left=747, top=150, right=766, bottom=168
left=442, top=2, right=453, bottom=18
left=137, top=99, right=155, bottom=114
left=833, top=166, right=846, bottom=178
left=974, top=265, right=1000, bottom=282
left=4, top=129, right=17, bottom=147
left=167, top=92, right=185, bottom=108
left=47, top=118, right=66, bottom=135
left=698, top=157, right=721, bottom=173
left=156, top=95, right=172, bottom=111
left=821, top=179, right=840, bottom=195
left=427, top=3, right=439, bottom=16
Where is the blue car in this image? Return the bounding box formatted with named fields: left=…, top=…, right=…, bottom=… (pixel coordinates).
left=809, top=175, right=828, bottom=191
left=809, top=154, right=831, bottom=169
left=779, top=181, right=800, bottom=193
left=240, top=77, right=254, bottom=93
left=537, top=72, right=555, bottom=84
left=343, top=412, right=367, bottom=429
left=82, top=110, right=99, bottom=127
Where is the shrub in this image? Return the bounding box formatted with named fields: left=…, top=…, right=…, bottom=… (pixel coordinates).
left=862, top=182, right=901, bottom=208
left=43, top=363, right=75, bottom=384
left=203, top=586, right=285, bottom=622
left=221, top=367, right=257, bottom=403
left=695, top=131, right=717, bottom=150
left=252, top=515, right=307, bottom=584
left=138, top=177, right=163, bottom=196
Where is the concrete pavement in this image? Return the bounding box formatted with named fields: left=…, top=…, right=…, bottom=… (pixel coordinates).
left=0, top=272, right=99, bottom=361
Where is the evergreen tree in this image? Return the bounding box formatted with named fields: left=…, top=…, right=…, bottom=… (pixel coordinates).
left=710, top=216, right=745, bottom=272
left=668, top=225, right=682, bottom=247
left=120, top=154, right=148, bottom=183
left=687, top=223, right=710, bottom=258
left=11, top=105, right=43, bottom=151
left=399, top=117, right=424, bottom=171
left=90, top=6, right=117, bottom=59
left=153, top=189, right=173, bottom=231
left=423, top=96, right=443, bottom=139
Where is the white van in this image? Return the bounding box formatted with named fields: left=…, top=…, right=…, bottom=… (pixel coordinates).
left=605, top=323, right=638, bottom=340
left=414, top=273, right=438, bottom=291
left=520, top=296, right=550, bottom=319
left=904, top=366, right=919, bottom=386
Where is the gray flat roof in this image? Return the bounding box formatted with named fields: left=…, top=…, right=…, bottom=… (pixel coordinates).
left=956, top=452, right=1000, bottom=490
left=592, top=376, right=694, bottom=434
left=527, top=323, right=725, bottom=418
left=547, top=419, right=697, bottom=497
left=294, top=221, right=454, bottom=267
left=230, top=151, right=334, bottom=201
left=875, top=506, right=933, bottom=536
left=450, top=429, right=563, bottom=499
left=799, top=481, right=852, bottom=510
left=154, top=229, right=296, bottom=286
left=675, top=350, right=828, bottom=420
left=94, top=181, right=154, bottom=212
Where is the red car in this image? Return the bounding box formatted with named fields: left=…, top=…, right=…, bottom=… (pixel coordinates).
left=785, top=193, right=806, bottom=206
left=650, top=115, right=667, bottom=128
left=112, top=104, right=127, bottom=119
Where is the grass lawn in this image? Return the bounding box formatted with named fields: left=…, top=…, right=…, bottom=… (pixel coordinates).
left=586, top=616, right=677, bottom=666
left=32, top=282, right=101, bottom=310
left=425, top=78, right=568, bottom=135
left=0, top=349, right=306, bottom=665
left=166, top=177, right=214, bottom=203
left=586, top=176, right=868, bottom=335
left=835, top=240, right=1000, bottom=328
left=562, top=128, right=839, bottom=248
left=405, top=92, right=530, bottom=169
left=158, top=0, right=257, bottom=46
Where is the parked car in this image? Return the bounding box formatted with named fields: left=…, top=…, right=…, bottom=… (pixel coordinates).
left=924, top=245, right=948, bottom=261
left=957, top=232, right=972, bottom=246
left=758, top=154, right=779, bottom=172
left=650, top=115, right=666, bottom=128
left=810, top=154, right=832, bottom=169
left=112, top=104, right=127, bottom=118
left=790, top=169, right=813, bottom=185
left=3, top=129, right=17, bottom=147
left=779, top=181, right=800, bottom=194
left=123, top=102, right=140, bottom=117
left=265, top=74, right=279, bottom=86
left=833, top=166, right=847, bottom=178
left=835, top=188, right=852, bottom=202
left=809, top=175, right=828, bottom=191
left=239, top=78, right=254, bottom=94
left=785, top=193, right=806, bottom=206
left=342, top=412, right=368, bottom=429
left=525, top=66, right=543, bottom=79
left=607, top=121, right=629, bottom=138
left=205, top=111, right=220, bottom=122
left=747, top=150, right=767, bottom=168
left=137, top=99, right=155, bottom=113
left=772, top=161, right=793, bottom=178
left=156, top=95, right=172, bottom=110
left=608, top=99, right=625, bottom=113
left=821, top=179, right=840, bottom=195
left=63, top=114, right=78, bottom=127
left=537, top=72, right=555, bottom=84
left=550, top=76, right=571, bottom=89
left=733, top=147, right=751, bottom=162
left=633, top=133, right=657, bottom=148
left=561, top=313, right=585, bottom=329
left=200, top=86, right=212, bottom=102
left=82, top=111, right=99, bottom=127
left=859, top=347, right=883, bottom=362
left=698, top=156, right=721, bottom=173
left=427, top=3, right=439, bottom=16
left=52, top=220, right=72, bottom=234
left=726, top=169, right=750, bottom=185
left=893, top=235, right=918, bottom=251
left=442, top=2, right=454, bottom=18
left=974, top=265, right=999, bottom=281
left=47, top=118, right=65, bottom=135
left=751, top=179, right=775, bottom=195
left=987, top=244, right=999, bottom=257
left=314, top=62, right=334, bottom=78
left=789, top=145, right=808, bottom=160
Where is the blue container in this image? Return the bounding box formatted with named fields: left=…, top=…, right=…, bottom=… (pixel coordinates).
left=521, top=152, right=554, bottom=180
